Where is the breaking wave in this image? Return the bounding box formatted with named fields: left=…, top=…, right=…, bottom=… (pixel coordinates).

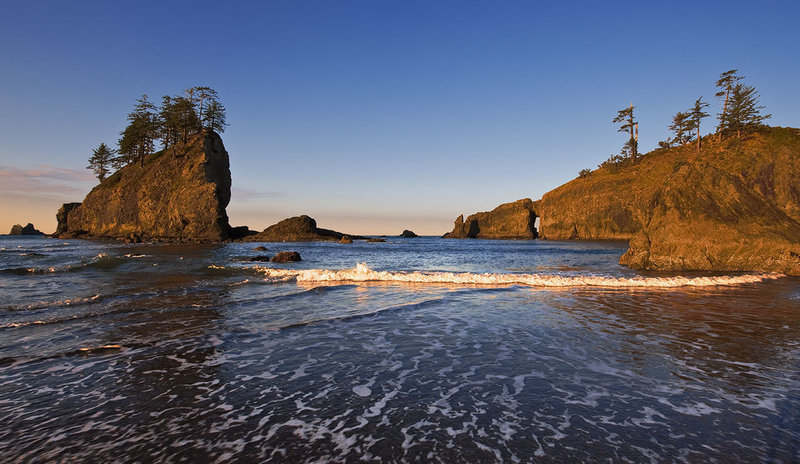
left=247, top=263, right=782, bottom=288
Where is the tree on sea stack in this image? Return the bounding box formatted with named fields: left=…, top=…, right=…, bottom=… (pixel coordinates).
left=87, top=142, right=117, bottom=181
left=720, top=83, right=770, bottom=138
left=203, top=100, right=227, bottom=133
left=688, top=97, right=710, bottom=152
left=715, top=69, right=744, bottom=140
left=613, top=103, right=638, bottom=159
left=118, top=95, right=160, bottom=167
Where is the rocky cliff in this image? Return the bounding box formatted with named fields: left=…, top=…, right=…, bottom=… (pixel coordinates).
left=537, top=127, right=800, bottom=274
left=245, top=215, right=364, bottom=242
left=58, top=131, right=232, bottom=241
left=446, top=198, right=538, bottom=239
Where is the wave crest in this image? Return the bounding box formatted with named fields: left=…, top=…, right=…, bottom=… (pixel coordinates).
left=250, top=263, right=782, bottom=288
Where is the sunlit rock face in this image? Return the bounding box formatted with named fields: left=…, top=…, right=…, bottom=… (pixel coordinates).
left=446, top=198, right=538, bottom=240
left=59, top=131, right=232, bottom=241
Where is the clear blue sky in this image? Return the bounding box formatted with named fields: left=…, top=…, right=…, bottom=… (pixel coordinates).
left=1, top=0, right=798, bottom=234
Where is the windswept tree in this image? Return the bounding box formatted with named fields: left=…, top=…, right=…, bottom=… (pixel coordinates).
left=720, top=83, right=771, bottom=138
left=613, top=103, right=638, bottom=159
left=87, top=142, right=117, bottom=181
left=668, top=111, right=693, bottom=146
left=193, top=86, right=219, bottom=129
left=715, top=69, right=744, bottom=139
left=203, top=100, right=227, bottom=132
left=688, top=97, right=710, bottom=152
left=117, top=94, right=160, bottom=167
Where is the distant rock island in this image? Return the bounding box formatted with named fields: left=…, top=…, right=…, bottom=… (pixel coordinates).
left=9, top=223, right=44, bottom=235
left=56, top=131, right=232, bottom=241
left=445, top=198, right=538, bottom=240
left=244, top=215, right=364, bottom=242
left=534, top=127, right=800, bottom=274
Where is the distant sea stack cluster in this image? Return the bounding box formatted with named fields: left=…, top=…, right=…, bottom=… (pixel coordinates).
left=8, top=223, right=44, bottom=236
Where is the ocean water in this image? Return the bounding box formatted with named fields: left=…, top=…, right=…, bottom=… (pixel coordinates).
left=1, top=235, right=799, bottom=462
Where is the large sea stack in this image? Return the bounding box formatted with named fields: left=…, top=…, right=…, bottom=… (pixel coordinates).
left=57, top=131, right=232, bottom=241
left=535, top=127, right=800, bottom=274
left=446, top=198, right=538, bottom=239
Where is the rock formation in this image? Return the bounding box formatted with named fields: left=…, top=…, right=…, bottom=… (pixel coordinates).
left=535, top=127, right=800, bottom=274
left=446, top=198, right=538, bottom=239
left=57, top=131, right=232, bottom=241
left=245, top=215, right=363, bottom=242
left=400, top=230, right=418, bottom=238
left=55, top=203, right=81, bottom=236
left=9, top=223, right=44, bottom=235
left=271, top=251, right=302, bottom=263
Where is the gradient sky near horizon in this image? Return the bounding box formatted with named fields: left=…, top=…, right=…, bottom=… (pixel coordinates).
left=1, top=0, right=798, bottom=235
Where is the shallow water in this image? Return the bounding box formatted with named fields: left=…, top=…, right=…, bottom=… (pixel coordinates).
left=1, top=236, right=799, bottom=462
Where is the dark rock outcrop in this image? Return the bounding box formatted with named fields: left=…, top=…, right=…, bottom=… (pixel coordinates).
left=271, top=251, right=302, bottom=263
left=10, top=223, right=44, bottom=235
left=55, top=203, right=82, bottom=236
left=447, top=198, right=538, bottom=239
left=340, top=236, right=353, bottom=244
left=245, top=215, right=364, bottom=242
left=400, top=230, right=418, bottom=238
left=367, top=238, right=386, bottom=243
left=57, top=131, right=232, bottom=241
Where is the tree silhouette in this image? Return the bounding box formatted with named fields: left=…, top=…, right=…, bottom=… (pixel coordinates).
left=87, top=142, right=116, bottom=181
left=613, top=103, right=638, bottom=159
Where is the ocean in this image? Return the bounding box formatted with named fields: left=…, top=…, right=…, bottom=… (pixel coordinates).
left=1, top=235, right=799, bottom=462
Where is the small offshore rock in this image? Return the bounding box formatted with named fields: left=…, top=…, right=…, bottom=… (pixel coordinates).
left=9, top=223, right=44, bottom=235
left=340, top=236, right=353, bottom=244
left=400, top=230, right=418, bottom=238
left=253, top=246, right=268, bottom=251
left=367, top=238, right=386, bottom=242
left=270, top=251, right=302, bottom=263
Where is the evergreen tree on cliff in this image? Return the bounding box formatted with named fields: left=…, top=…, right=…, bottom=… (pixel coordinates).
left=193, top=86, right=218, bottom=130
left=720, top=83, right=770, bottom=138
left=87, top=142, right=116, bottom=181
left=613, top=103, right=638, bottom=159
left=688, top=97, right=710, bottom=152
left=118, top=95, right=160, bottom=167
left=668, top=111, right=693, bottom=146
left=203, top=100, right=227, bottom=132
left=715, top=69, right=743, bottom=139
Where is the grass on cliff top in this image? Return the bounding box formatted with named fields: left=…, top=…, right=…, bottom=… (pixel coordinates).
left=561, top=126, right=800, bottom=196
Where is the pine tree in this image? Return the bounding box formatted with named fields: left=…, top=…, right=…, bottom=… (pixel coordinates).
left=203, top=100, right=227, bottom=133
left=721, top=83, right=770, bottom=138
left=87, top=142, right=116, bottom=181
left=688, top=97, right=709, bottom=152
left=613, top=103, right=638, bottom=159
left=118, top=94, right=160, bottom=167
left=715, top=69, right=744, bottom=139
left=668, top=111, right=693, bottom=146
left=193, top=86, right=219, bottom=130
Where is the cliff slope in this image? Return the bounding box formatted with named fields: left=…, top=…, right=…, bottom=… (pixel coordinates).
left=446, top=198, right=538, bottom=239
left=59, top=131, right=232, bottom=241
left=537, top=127, right=800, bottom=274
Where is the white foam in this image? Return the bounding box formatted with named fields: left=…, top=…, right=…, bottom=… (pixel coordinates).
left=251, top=262, right=780, bottom=288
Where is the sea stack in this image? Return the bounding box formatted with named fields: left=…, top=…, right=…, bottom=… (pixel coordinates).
left=57, top=131, right=232, bottom=241
left=9, top=223, right=44, bottom=235
left=446, top=198, right=538, bottom=240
